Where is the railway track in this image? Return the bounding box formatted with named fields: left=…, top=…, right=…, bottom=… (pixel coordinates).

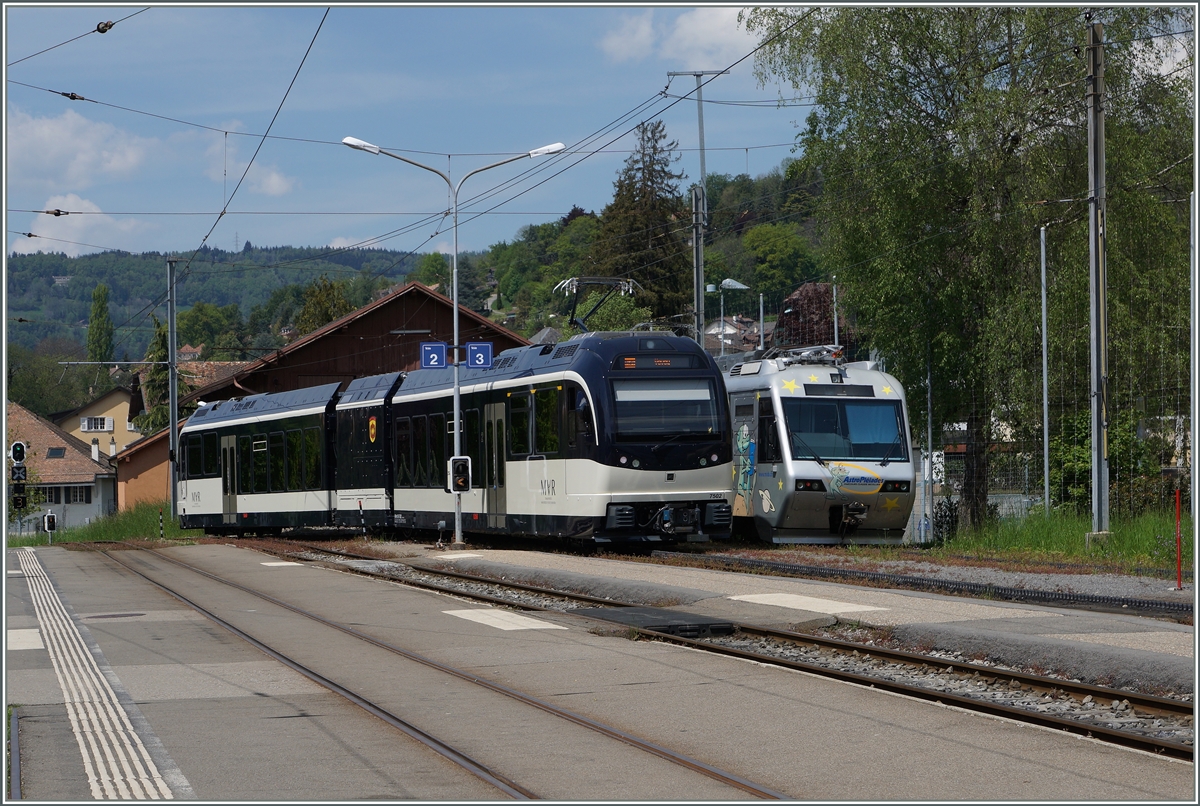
left=259, top=539, right=1194, bottom=761
left=92, top=542, right=789, bottom=800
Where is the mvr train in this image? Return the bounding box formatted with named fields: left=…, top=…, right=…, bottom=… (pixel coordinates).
left=719, top=344, right=916, bottom=545
left=177, top=332, right=734, bottom=545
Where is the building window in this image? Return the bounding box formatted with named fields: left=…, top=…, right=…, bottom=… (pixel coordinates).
left=46, top=447, right=66, bottom=459
left=67, top=486, right=92, bottom=504
left=126, top=421, right=141, bottom=433
left=81, top=417, right=114, bottom=432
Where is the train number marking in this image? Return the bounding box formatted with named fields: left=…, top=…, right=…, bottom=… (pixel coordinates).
left=710, top=493, right=725, bottom=499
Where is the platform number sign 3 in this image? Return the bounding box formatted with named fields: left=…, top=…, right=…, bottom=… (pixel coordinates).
left=467, top=342, right=493, bottom=369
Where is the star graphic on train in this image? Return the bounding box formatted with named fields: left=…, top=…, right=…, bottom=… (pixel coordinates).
left=881, top=496, right=900, bottom=511
left=781, top=378, right=799, bottom=394
left=882, top=386, right=893, bottom=395
left=808, top=374, right=818, bottom=382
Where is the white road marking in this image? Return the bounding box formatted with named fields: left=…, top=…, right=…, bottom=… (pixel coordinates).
left=260, top=561, right=302, bottom=567
left=443, top=609, right=568, bottom=631
left=8, top=628, right=44, bottom=650
left=730, top=593, right=887, bottom=613
left=8, top=569, right=23, bottom=574
left=438, top=553, right=483, bottom=560
left=17, top=548, right=175, bottom=799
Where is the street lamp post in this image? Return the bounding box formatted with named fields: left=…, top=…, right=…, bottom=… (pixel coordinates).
left=343, top=136, right=563, bottom=547
left=706, top=278, right=750, bottom=357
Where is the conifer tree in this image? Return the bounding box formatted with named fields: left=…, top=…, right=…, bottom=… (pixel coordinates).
left=594, top=120, right=691, bottom=326
left=86, top=283, right=114, bottom=364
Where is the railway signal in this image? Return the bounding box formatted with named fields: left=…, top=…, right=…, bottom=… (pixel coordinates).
left=43, top=512, right=56, bottom=532
left=450, top=456, right=471, bottom=493
left=10, top=441, right=26, bottom=465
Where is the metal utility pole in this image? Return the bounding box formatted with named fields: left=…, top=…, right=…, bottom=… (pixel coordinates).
left=1192, top=190, right=1196, bottom=524
left=1087, top=22, right=1110, bottom=535
left=1041, top=227, right=1051, bottom=517
left=691, top=186, right=705, bottom=345
left=166, top=258, right=180, bottom=521
left=759, top=293, right=764, bottom=350
left=832, top=276, right=839, bottom=346
left=669, top=69, right=728, bottom=347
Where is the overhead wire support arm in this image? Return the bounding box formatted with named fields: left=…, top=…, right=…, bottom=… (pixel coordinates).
left=553, top=276, right=643, bottom=333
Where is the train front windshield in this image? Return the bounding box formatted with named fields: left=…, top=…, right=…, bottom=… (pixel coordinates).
left=781, top=398, right=908, bottom=462
left=612, top=378, right=721, bottom=440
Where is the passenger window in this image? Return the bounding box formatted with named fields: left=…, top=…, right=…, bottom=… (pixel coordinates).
left=567, top=386, right=592, bottom=448
left=252, top=435, right=268, bottom=493
left=202, top=432, right=219, bottom=477
left=429, top=413, right=445, bottom=487
left=269, top=432, right=286, bottom=491
left=304, top=428, right=321, bottom=489
left=466, top=408, right=482, bottom=487
left=287, top=430, right=304, bottom=491
left=395, top=418, right=412, bottom=487
left=186, top=434, right=203, bottom=478
left=412, top=416, right=427, bottom=487
left=509, top=394, right=530, bottom=455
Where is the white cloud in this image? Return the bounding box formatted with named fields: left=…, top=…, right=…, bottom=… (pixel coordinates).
left=248, top=165, right=295, bottom=196
left=661, top=8, right=756, bottom=70
left=8, top=194, right=146, bottom=257
left=327, top=236, right=362, bottom=250
left=203, top=130, right=296, bottom=197
left=6, top=107, right=155, bottom=192
left=600, top=10, right=657, bottom=63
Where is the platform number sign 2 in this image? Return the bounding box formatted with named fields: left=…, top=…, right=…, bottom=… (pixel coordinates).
left=420, top=342, right=448, bottom=370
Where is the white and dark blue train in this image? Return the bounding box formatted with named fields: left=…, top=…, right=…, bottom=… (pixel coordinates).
left=178, top=332, right=734, bottom=545
left=719, top=345, right=916, bottom=545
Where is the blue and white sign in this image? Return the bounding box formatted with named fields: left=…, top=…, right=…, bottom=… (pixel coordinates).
left=420, top=342, right=448, bottom=369
left=466, top=342, right=493, bottom=369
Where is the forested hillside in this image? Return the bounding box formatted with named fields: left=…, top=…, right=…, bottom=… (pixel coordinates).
left=6, top=244, right=419, bottom=357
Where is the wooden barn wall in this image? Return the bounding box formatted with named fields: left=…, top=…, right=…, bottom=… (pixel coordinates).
left=241, top=297, right=526, bottom=397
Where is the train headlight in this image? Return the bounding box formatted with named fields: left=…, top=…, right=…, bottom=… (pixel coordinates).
left=795, top=479, right=827, bottom=492
left=881, top=481, right=911, bottom=492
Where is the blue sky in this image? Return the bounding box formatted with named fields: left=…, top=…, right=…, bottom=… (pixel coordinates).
left=5, top=4, right=810, bottom=260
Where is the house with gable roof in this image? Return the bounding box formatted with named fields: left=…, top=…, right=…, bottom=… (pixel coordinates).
left=7, top=401, right=117, bottom=531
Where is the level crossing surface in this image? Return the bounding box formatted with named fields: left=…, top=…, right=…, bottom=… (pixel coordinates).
left=6, top=543, right=1195, bottom=801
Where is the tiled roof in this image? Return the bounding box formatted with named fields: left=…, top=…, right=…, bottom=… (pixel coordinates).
left=6, top=401, right=115, bottom=484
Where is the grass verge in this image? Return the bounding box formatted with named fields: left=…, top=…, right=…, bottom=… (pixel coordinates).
left=6, top=500, right=200, bottom=548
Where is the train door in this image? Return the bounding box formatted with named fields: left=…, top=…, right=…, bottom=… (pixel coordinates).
left=484, top=402, right=506, bottom=528
left=221, top=435, right=237, bottom=525
left=730, top=392, right=758, bottom=518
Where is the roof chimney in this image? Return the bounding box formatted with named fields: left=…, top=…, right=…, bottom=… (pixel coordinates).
left=109, top=436, right=117, bottom=457
left=92, top=438, right=100, bottom=462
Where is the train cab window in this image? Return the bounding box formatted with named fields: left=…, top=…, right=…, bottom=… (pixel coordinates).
left=286, top=429, right=304, bottom=491
left=238, top=436, right=252, bottom=493
left=395, top=418, right=412, bottom=487
left=252, top=435, right=268, bottom=493
left=429, top=413, right=446, bottom=487
left=509, top=394, right=530, bottom=455
left=185, top=434, right=203, bottom=478
left=412, top=416, right=427, bottom=487
left=202, top=432, right=219, bottom=476
left=534, top=388, right=560, bottom=455
left=304, top=428, right=321, bottom=489
left=566, top=386, right=593, bottom=448
left=758, top=398, right=782, bottom=463
left=269, top=432, right=286, bottom=491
